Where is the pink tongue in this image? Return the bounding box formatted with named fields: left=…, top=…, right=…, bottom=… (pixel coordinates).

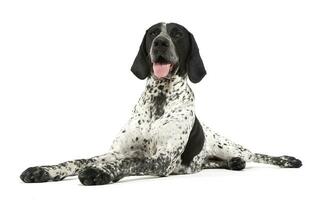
left=153, top=63, right=171, bottom=78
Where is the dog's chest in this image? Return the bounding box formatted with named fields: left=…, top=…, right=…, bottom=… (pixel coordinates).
left=120, top=77, right=195, bottom=155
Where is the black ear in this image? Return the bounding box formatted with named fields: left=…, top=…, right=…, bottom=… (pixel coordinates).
left=131, top=32, right=150, bottom=80
left=186, top=33, right=206, bottom=83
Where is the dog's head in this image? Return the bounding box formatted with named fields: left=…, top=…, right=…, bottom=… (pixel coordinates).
left=131, top=22, right=206, bottom=83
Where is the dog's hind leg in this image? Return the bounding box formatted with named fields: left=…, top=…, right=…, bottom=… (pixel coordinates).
left=202, top=124, right=302, bottom=169
left=252, top=153, right=302, bottom=168
left=202, top=156, right=246, bottom=171
left=171, top=156, right=246, bottom=174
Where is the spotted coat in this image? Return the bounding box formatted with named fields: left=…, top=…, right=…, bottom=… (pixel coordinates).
left=20, top=22, right=302, bottom=185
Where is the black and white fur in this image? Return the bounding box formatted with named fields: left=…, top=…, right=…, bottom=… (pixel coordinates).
left=20, top=22, right=302, bottom=185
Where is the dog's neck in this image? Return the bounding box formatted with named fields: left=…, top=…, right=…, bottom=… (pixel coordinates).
left=145, top=75, right=189, bottom=96
left=140, top=75, right=193, bottom=119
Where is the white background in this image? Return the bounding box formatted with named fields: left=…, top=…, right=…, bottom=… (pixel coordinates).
left=0, top=0, right=313, bottom=199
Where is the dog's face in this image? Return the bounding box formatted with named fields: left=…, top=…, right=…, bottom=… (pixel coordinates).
left=131, top=22, right=206, bottom=83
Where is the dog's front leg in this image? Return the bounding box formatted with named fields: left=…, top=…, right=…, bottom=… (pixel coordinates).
left=78, top=152, right=183, bottom=185
left=79, top=116, right=193, bottom=185
left=20, top=152, right=121, bottom=183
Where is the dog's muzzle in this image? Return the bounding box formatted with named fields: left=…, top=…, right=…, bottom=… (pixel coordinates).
left=150, top=36, right=177, bottom=79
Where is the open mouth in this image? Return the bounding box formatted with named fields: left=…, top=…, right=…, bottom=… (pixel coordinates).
left=152, top=63, right=173, bottom=79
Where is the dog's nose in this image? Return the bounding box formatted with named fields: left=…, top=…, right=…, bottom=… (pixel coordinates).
left=153, top=37, right=169, bottom=48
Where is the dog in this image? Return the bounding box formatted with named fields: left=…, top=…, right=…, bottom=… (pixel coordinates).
left=20, top=22, right=302, bottom=185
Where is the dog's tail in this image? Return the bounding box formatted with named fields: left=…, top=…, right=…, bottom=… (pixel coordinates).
left=251, top=153, right=302, bottom=168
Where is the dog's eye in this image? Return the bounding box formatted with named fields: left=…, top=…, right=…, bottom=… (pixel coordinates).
left=150, top=29, right=160, bottom=37
left=171, top=30, right=183, bottom=39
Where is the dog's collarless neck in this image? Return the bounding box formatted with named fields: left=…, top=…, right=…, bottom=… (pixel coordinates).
left=146, top=75, right=187, bottom=92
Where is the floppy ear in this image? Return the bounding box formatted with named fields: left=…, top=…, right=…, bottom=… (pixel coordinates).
left=131, top=32, right=150, bottom=80
left=186, top=33, right=206, bottom=83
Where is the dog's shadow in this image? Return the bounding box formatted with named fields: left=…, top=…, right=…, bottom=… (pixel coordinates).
left=115, top=176, right=157, bottom=184
left=73, top=165, right=280, bottom=186
left=74, top=176, right=158, bottom=186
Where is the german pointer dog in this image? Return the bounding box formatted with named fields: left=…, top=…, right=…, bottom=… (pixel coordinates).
left=20, top=22, right=302, bottom=185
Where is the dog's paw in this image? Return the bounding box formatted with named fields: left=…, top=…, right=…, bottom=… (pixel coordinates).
left=20, top=167, right=51, bottom=183
left=227, top=157, right=246, bottom=170
left=78, top=167, right=111, bottom=186
left=276, top=156, right=302, bottom=168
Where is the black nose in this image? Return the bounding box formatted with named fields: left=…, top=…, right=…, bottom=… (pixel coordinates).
left=153, top=37, right=169, bottom=48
